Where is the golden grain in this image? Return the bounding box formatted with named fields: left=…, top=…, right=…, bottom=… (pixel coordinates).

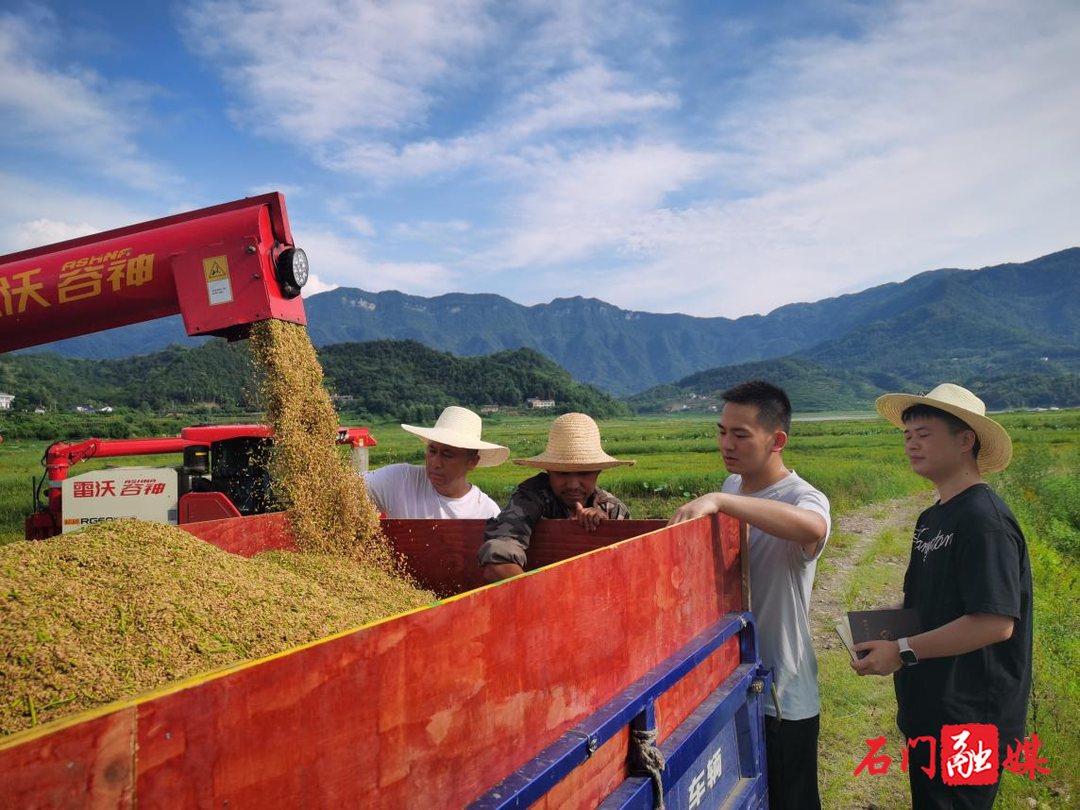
left=248, top=319, right=387, bottom=562
left=0, top=321, right=430, bottom=737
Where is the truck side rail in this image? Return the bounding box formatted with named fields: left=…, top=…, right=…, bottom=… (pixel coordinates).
left=472, top=611, right=769, bottom=809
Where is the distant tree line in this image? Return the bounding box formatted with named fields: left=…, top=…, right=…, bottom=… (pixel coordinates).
left=4, top=336, right=1076, bottom=424
left=0, top=338, right=630, bottom=422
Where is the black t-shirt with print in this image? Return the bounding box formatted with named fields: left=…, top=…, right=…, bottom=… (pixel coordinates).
left=894, top=484, right=1032, bottom=748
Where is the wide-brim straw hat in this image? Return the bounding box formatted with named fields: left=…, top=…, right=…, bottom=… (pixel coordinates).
left=875, top=383, right=1013, bottom=473
left=514, top=412, right=635, bottom=472
left=402, top=406, right=509, bottom=467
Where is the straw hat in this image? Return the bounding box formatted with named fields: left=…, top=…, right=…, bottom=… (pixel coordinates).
left=402, top=406, right=509, bottom=467
left=874, top=383, right=1013, bottom=473
left=513, top=412, right=635, bottom=471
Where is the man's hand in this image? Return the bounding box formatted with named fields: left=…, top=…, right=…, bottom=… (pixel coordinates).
left=850, top=640, right=902, bottom=676
left=574, top=501, right=606, bottom=531
left=482, top=563, right=525, bottom=582
left=667, top=493, right=723, bottom=526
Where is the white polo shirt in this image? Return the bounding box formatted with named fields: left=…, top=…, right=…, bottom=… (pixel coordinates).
left=362, top=463, right=501, bottom=520
left=723, top=469, right=831, bottom=721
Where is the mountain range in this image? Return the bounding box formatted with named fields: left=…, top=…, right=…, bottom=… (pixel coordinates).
left=15, top=248, right=1080, bottom=404
left=0, top=340, right=627, bottom=420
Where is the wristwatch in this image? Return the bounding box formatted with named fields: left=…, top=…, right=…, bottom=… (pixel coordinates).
left=898, top=637, right=919, bottom=667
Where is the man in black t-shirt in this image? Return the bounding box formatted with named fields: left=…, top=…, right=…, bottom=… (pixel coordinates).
left=851, top=383, right=1032, bottom=810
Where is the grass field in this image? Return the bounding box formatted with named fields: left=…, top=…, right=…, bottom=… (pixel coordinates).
left=1, top=409, right=1076, bottom=807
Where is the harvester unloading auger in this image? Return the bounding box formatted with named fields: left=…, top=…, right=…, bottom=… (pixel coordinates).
left=0, top=193, right=377, bottom=541
left=0, top=192, right=309, bottom=353
left=1, top=194, right=772, bottom=808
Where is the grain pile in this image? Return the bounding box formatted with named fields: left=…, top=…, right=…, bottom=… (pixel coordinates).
left=0, top=319, right=427, bottom=738
left=249, top=319, right=386, bottom=561
left=0, top=521, right=433, bottom=737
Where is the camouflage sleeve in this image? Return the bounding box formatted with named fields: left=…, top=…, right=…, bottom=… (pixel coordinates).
left=478, top=486, right=545, bottom=567
left=596, top=490, right=631, bottom=519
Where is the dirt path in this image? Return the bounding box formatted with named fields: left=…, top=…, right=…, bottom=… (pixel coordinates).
left=812, top=494, right=927, bottom=652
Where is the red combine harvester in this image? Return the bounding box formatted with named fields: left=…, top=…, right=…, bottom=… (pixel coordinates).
left=24, top=425, right=377, bottom=540
left=0, top=195, right=770, bottom=808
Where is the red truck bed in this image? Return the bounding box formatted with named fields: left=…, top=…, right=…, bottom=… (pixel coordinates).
left=1, top=514, right=757, bottom=808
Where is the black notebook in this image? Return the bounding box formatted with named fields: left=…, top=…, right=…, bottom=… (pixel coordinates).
left=836, top=609, right=922, bottom=661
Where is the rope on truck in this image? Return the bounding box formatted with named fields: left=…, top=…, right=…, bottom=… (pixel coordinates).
left=630, top=726, right=667, bottom=809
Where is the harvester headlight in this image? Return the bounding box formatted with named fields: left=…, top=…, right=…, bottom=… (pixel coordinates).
left=275, top=247, right=309, bottom=298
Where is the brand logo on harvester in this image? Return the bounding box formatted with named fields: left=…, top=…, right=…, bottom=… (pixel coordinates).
left=913, top=525, right=954, bottom=561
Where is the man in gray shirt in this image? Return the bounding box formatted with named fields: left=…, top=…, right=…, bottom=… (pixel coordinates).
left=669, top=380, right=831, bottom=810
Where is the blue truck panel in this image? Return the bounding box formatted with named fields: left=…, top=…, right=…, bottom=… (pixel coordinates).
left=472, top=611, right=771, bottom=809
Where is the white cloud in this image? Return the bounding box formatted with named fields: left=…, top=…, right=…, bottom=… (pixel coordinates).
left=391, top=220, right=471, bottom=242
left=324, top=61, right=679, bottom=180
left=476, top=0, right=1080, bottom=316
left=0, top=9, right=179, bottom=191
left=4, top=218, right=97, bottom=252
left=180, top=0, right=493, bottom=144
left=248, top=183, right=306, bottom=198
left=297, top=228, right=457, bottom=295
left=300, top=273, right=338, bottom=297
left=181, top=0, right=677, bottom=181
left=0, top=173, right=151, bottom=254
left=341, top=215, right=376, bottom=237
left=479, top=142, right=715, bottom=270
left=7, top=0, right=1077, bottom=324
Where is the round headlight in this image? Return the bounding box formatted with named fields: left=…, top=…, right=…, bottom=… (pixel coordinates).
left=275, top=247, right=309, bottom=298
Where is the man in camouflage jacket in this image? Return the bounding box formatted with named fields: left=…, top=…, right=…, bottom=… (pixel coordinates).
left=478, top=413, right=634, bottom=582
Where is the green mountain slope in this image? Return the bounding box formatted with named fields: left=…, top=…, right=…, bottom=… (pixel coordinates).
left=0, top=340, right=628, bottom=420
left=317, top=341, right=628, bottom=420
left=630, top=250, right=1080, bottom=412
left=13, top=248, right=1080, bottom=399
left=627, top=358, right=880, bottom=413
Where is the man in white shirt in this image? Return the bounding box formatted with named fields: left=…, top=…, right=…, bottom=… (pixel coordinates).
left=363, top=406, right=509, bottom=519
left=668, top=380, right=831, bottom=810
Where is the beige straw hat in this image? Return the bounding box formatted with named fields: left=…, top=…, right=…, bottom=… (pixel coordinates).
left=874, top=383, right=1013, bottom=473
left=513, top=412, right=635, bottom=472
left=402, top=406, right=510, bottom=467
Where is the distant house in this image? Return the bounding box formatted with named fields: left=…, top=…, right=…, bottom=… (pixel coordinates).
left=527, top=398, right=555, bottom=409
left=75, top=405, right=96, bottom=413
left=480, top=405, right=499, bottom=414
left=34, top=406, right=47, bottom=414
left=0, top=393, right=13, bottom=410
left=99, top=405, right=114, bottom=413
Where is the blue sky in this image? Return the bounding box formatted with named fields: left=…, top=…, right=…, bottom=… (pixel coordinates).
left=2, top=0, right=1078, bottom=318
